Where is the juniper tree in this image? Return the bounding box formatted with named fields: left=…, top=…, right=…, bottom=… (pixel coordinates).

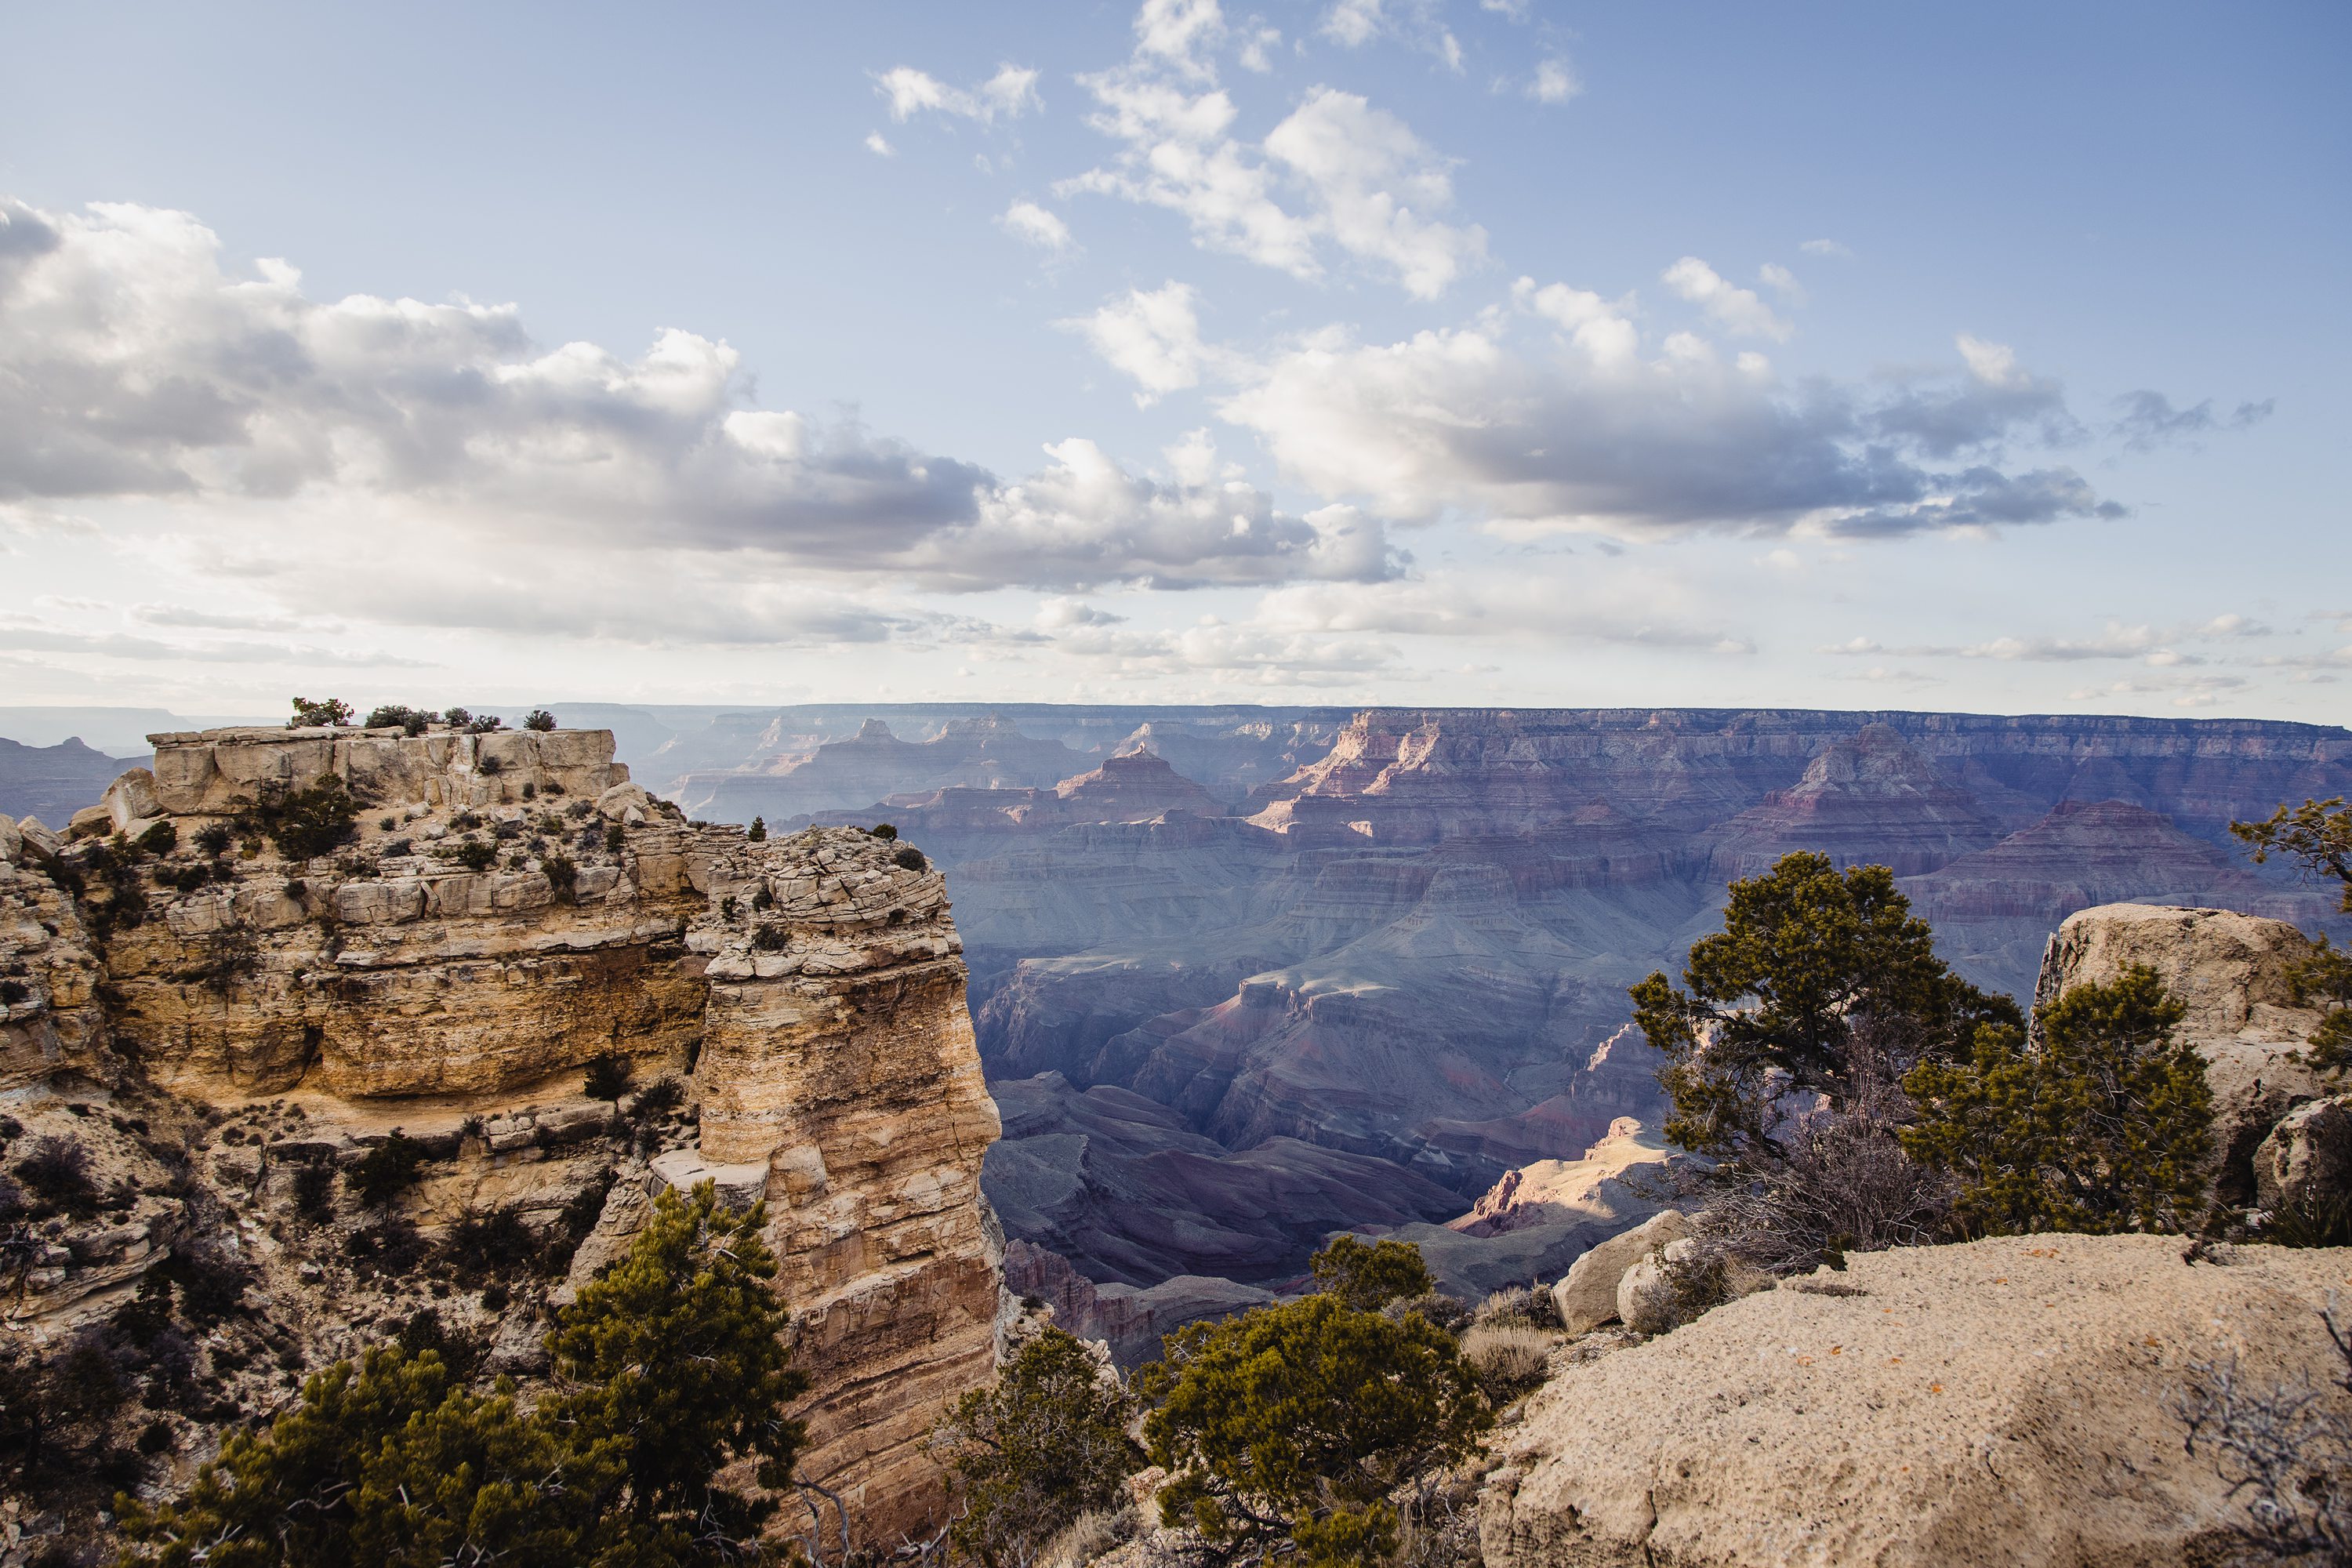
left=933, top=1327, right=1142, bottom=1568
left=1902, top=965, right=2213, bottom=1236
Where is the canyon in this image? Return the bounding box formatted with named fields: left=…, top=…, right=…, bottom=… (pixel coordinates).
left=594, top=702, right=2352, bottom=1333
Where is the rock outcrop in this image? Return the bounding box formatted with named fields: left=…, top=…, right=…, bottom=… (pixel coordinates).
left=1483, top=1235, right=2350, bottom=1567
left=11, top=724, right=1002, bottom=1539
left=2033, top=902, right=2329, bottom=1197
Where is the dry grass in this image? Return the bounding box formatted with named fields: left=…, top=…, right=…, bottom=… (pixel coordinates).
left=1036, top=1506, right=1138, bottom=1568
left=1463, top=1322, right=1555, bottom=1403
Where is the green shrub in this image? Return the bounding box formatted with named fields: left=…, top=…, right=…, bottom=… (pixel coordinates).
left=1309, top=1233, right=1435, bottom=1311
left=362, top=704, right=430, bottom=732
left=935, top=1327, right=1143, bottom=1568
left=870, top=822, right=898, bottom=840
left=523, top=710, right=557, bottom=732
left=605, top=824, right=626, bottom=854
left=465, top=714, right=504, bottom=735
left=136, top=820, right=178, bottom=855
left=194, top=823, right=232, bottom=857
left=1135, top=1293, right=1487, bottom=1556
left=437, top=838, right=496, bottom=873
left=750, top=923, right=789, bottom=953
left=893, top=844, right=927, bottom=873
left=1631, top=852, right=2019, bottom=1165
left=1904, top=965, right=2212, bottom=1236
left=438, top=1205, right=543, bottom=1283
left=286, top=697, right=352, bottom=728
left=441, top=707, right=471, bottom=727
left=746, top=815, right=766, bottom=842
left=631, top=1076, right=684, bottom=1121
left=543, top=854, right=578, bottom=900
left=252, top=779, right=360, bottom=861
left=291, top=1161, right=336, bottom=1221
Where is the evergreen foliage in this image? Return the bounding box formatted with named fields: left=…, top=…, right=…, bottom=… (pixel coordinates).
left=115, top=1184, right=803, bottom=1568
left=1134, top=1292, right=1486, bottom=1559
left=344, top=1131, right=426, bottom=1210
left=582, top=1051, right=635, bottom=1108
left=1629, top=851, right=2019, bottom=1162
left=747, top=815, right=766, bottom=842
left=1903, top=965, right=2213, bottom=1235
left=933, top=1327, right=1142, bottom=1568
left=1308, top=1234, right=1436, bottom=1312
left=523, top=710, right=557, bottom=731
left=286, top=698, right=352, bottom=728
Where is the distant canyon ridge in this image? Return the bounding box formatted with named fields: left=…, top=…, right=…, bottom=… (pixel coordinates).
left=18, top=702, right=2349, bottom=1323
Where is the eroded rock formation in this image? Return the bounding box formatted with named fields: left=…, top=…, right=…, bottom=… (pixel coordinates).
left=5, top=724, right=1001, bottom=1538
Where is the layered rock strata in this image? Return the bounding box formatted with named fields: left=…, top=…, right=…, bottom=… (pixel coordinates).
left=10, top=725, right=1001, bottom=1538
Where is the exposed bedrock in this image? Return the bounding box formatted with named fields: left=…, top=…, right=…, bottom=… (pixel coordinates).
left=14, top=726, right=1002, bottom=1540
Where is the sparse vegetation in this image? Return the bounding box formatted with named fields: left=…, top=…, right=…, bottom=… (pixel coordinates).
left=286, top=697, right=353, bottom=728
left=2172, top=1299, right=2352, bottom=1564
left=245, top=778, right=360, bottom=861
left=344, top=1131, right=426, bottom=1209
left=14, top=1134, right=100, bottom=1220
left=1461, top=1323, right=1553, bottom=1405
left=893, top=844, right=927, bottom=873
left=583, top=1051, right=636, bottom=1109
left=135, top=820, right=177, bottom=855
left=543, top=852, right=578, bottom=900
left=118, top=1184, right=808, bottom=1568
left=747, top=815, right=766, bottom=841
left=870, top=823, right=897, bottom=840
left=524, top=709, right=557, bottom=731
left=933, top=1327, right=1143, bottom=1568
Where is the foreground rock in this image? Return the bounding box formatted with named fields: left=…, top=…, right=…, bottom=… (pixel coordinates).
left=1482, top=1235, right=2348, bottom=1567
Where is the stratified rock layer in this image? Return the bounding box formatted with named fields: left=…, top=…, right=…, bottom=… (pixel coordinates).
left=1481, top=1235, right=2350, bottom=1568
left=19, top=725, right=1001, bottom=1538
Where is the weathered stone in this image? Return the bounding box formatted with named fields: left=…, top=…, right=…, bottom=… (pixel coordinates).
left=1483, top=1235, right=2352, bottom=1568
left=2255, top=1094, right=2352, bottom=1211
left=1552, top=1209, right=1687, bottom=1334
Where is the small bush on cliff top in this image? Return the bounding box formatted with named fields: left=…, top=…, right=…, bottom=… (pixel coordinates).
left=524, top=709, right=557, bottom=731
left=1904, top=964, right=2213, bottom=1236
left=935, top=1327, right=1143, bottom=1568
left=286, top=697, right=352, bottom=728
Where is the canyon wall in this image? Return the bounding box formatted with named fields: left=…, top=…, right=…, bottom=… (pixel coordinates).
left=5, top=724, right=1001, bottom=1537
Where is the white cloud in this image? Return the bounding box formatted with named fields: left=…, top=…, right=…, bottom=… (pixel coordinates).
left=1134, top=0, right=1227, bottom=79
left=1800, top=238, right=1852, bottom=258
left=1661, top=256, right=1792, bottom=340
left=1316, top=0, right=1462, bottom=68
left=1260, top=88, right=1488, bottom=299
left=864, top=131, right=896, bottom=157
left=1236, top=23, right=1283, bottom=71
left=1320, top=0, right=1384, bottom=45
left=1758, top=262, right=1802, bottom=300
left=1063, top=281, right=1220, bottom=404
left=1528, top=59, right=1580, bottom=103
left=874, top=63, right=1041, bottom=125
left=1511, top=277, right=1639, bottom=367
left=0, top=198, right=1404, bottom=601
left=999, top=200, right=1075, bottom=252
left=1214, top=316, right=2124, bottom=539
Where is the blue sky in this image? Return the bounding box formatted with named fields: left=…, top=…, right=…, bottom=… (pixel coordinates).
left=2, top=1, right=2346, bottom=716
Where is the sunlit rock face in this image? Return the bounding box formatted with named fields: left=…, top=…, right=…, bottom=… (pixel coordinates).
left=20, top=726, right=1000, bottom=1539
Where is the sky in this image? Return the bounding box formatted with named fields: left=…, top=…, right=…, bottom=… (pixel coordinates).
left=1, top=0, right=2347, bottom=719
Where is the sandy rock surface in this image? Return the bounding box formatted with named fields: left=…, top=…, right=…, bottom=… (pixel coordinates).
left=1482, top=1233, right=2351, bottom=1568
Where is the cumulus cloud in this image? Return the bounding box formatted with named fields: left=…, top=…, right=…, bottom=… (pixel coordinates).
left=1317, top=0, right=1463, bottom=68
left=999, top=199, right=1075, bottom=252
left=1212, top=315, right=2124, bottom=539
left=874, top=64, right=1041, bottom=125
left=0, top=198, right=1402, bottom=601
left=1060, top=19, right=1486, bottom=298
left=1662, top=256, right=1792, bottom=340
left=1062, top=281, right=1222, bottom=404
left=864, top=132, right=896, bottom=157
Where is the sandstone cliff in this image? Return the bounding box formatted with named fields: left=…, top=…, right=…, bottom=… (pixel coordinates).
left=5, top=724, right=1001, bottom=1541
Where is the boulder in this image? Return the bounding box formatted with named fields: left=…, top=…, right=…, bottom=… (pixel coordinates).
left=102, top=768, right=161, bottom=832
left=1615, top=1233, right=1697, bottom=1327
left=2034, top=904, right=2328, bottom=1196
left=597, top=782, right=652, bottom=822
left=1484, top=1234, right=2352, bottom=1568
left=2254, top=1094, right=2352, bottom=1211
left=1551, top=1209, right=1687, bottom=1334
left=16, top=818, right=59, bottom=857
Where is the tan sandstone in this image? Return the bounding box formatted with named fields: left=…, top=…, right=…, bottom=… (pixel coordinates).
left=1483, top=1234, right=2352, bottom=1568
left=16, top=726, right=1003, bottom=1540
